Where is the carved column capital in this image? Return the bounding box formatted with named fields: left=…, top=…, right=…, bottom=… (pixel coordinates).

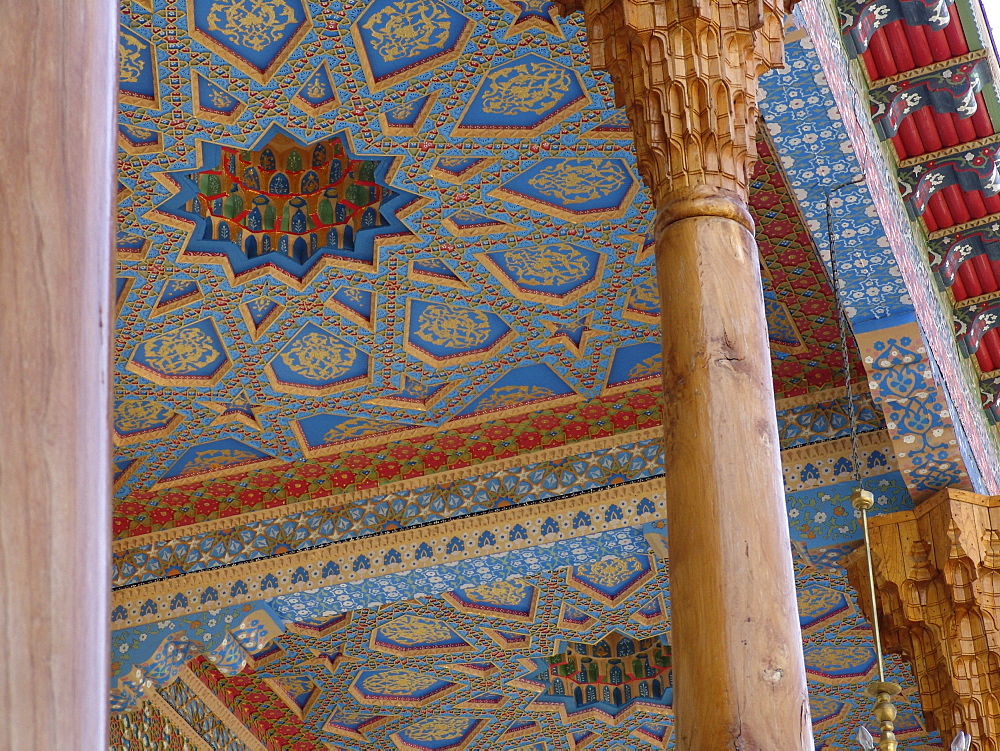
left=845, top=488, right=1000, bottom=749
left=559, top=0, right=792, bottom=205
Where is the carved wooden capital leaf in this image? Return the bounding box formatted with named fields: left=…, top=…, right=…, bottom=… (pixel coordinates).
left=559, top=0, right=791, bottom=204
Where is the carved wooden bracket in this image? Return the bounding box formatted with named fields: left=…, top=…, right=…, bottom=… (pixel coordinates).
left=557, top=0, right=793, bottom=204
left=845, top=488, right=1000, bottom=750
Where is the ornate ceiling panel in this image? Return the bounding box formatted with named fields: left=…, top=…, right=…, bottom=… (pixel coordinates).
left=114, top=0, right=862, bottom=541
left=109, top=550, right=944, bottom=749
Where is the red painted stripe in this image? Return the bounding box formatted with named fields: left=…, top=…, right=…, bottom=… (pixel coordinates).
left=897, top=118, right=925, bottom=158
left=954, top=113, right=979, bottom=143
left=976, top=331, right=997, bottom=372
left=943, top=15, right=970, bottom=55
left=971, top=94, right=994, bottom=138
left=884, top=22, right=917, bottom=72
left=903, top=23, right=934, bottom=67
left=952, top=272, right=968, bottom=300
left=867, top=32, right=898, bottom=78
left=965, top=189, right=990, bottom=220
left=958, top=259, right=983, bottom=297
left=972, top=253, right=1000, bottom=294
left=923, top=26, right=954, bottom=60
left=942, top=183, right=972, bottom=225
left=914, top=108, right=943, bottom=152
left=928, top=192, right=955, bottom=228
left=932, top=109, right=960, bottom=148
left=861, top=49, right=880, bottom=80
left=891, top=133, right=909, bottom=160
left=984, top=194, right=1000, bottom=214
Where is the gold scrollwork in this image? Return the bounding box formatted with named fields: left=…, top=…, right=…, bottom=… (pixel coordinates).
left=119, top=34, right=146, bottom=84
left=405, top=716, right=471, bottom=741
left=413, top=304, right=491, bottom=349
left=575, top=557, right=642, bottom=588
left=627, top=353, right=661, bottom=380
left=629, top=278, right=659, bottom=311
left=185, top=448, right=260, bottom=472
left=798, top=587, right=846, bottom=618
left=360, top=669, right=441, bottom=695
left=806, top=644, right=873, bottom=672
left=475, top=385, right=556, bottom=411
left=362, top=0, right=452, bottom=62
left=280, top=332, right=357, bottom=381
left=305, top=76, right=328, bottom=99
left=143, top=328, right=221, bottom=375
left=378, top=615, right=458, bottom=645
left=527, top=159, right=627, bottom=204
left=210, top=88, right=234, bottom=109
left=480, top=60, right=573, bottom=115
left=504, top=243, right=591, bottom=286
left=275, top=675, right=315, bottom=697
left=206, top=0, right=299, bottom=52
left=322, top=416, right=403, bottom=443
left=809, top=695, right=843, bottom=717
left=115, top=401, right=172, bottom=433
left=463, top=580, right=530, bottom=606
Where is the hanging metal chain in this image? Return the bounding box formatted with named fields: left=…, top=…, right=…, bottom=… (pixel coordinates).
left=825, top=186, right=863, bottom=486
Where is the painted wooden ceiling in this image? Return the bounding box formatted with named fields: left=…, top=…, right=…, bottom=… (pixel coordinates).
left=114, top=0, right=861, bottom=541
left=107, top=0, right=963, bottom=748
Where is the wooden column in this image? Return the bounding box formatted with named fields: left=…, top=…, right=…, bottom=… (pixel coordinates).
left=657, top=186, right=811, bottom=748
left=0, top=2, right=116, bottom=749
left=562, top=0, right=811, bottom=746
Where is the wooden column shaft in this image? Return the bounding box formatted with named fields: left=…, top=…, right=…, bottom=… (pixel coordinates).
left=657, top=187, right=812, bottom=750
left=0, top=1, right=116, bottom=748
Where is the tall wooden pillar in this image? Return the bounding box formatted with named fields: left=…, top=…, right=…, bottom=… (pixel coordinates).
left=0, top=2, right=116, bottom=749
left=563, top=0, right=812, bottom=746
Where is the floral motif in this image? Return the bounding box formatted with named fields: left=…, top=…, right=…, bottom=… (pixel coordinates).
left=378, top=615, right=458, bottom=645
left=360, top=669, right=442, bottom=695
left=480, top=60, right=573, bottom=115
left=463, top=580, right=530, bottom=606
left=404, top=716, right=471, bottom=741
left=527, top=159, right=626, bottom=203
left=504, top=244, right=591, bottom=286
left=206, top=0, right=298, bottom=52
left=280, top=332, right=356, bottom=380
left=413, top=304, right=490, bottom=349
left=143, top=328, right=220, bottom=374
left=119, top=35, right=145, bottom=83
left=575, top=556, right=642, bottom=588
left=362, top=0, right=452, bottom=62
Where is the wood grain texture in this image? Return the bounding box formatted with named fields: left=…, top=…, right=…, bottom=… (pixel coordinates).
left=0, top=1, right=116, bottom=748
left=656, top=189, right=812, bottom=749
